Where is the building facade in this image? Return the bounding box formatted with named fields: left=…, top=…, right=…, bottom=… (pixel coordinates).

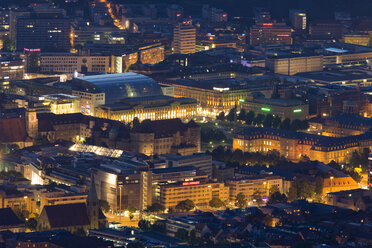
left=250, top=22, right=293, bottom=46
left=173, top=21, right=196, bottom=54
left=266, top=55, right=323, bottom=75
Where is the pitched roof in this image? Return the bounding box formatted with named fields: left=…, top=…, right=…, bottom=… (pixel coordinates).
left=0, top=208, right=24, bottom=227
left=43, top=203, right=90, bottom=228
left=0, top=118, right=29, bottom=143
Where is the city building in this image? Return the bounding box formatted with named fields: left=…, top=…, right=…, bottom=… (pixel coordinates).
left=173, top=20, right=196, bottom=54
left=250, top=22, right=293, bottom=46
left=41, top=94, right=81, bottom=115
left=70, top=73, right=163, bottom=115
left=266, top=54, right=323, bottom=75
left=16, top=11, right=72, bottom=52
left=226, top=175, right=283, bottom=203
left=94, top=95, right=197, bottom=123
left=0, top=208, right=25, bottom=233
left=0, top=56, right=24, bottom=81
left=309, top=21, right=344, bottom=40
left=24, top=48, right=41, bottom=73
left=241, top=92, right=309, bottom=120
left=233, top=127, right=372, bottom=163
left=40, top=53, right=111, bottom=73
left=289, top=10, right=306, bottom=32
left=342, top=34, right=371, bottom=47
left=326, top=189, right=372, bottom=211
left=159, top=153, right=213, bottom=177
left=159, top=180, right=229, bottom=210
left=73, top=25, right=125, bottom=46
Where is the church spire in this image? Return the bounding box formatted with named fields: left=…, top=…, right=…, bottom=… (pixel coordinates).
left=88, top=174, right=98, bottom=203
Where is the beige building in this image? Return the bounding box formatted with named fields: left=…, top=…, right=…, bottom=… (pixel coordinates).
left=72, top=90, right=105, bottom=116
left=159, top=180, right=229, bottom=210
left=343, top=34, right=371, bottom=47
left=40, top=54, right=111, bottom=73
left=42, top=94, right=81, bottom=115
left=226, top=176, right=283, bottom=203
left=266, top=54, right=323, bottom=75
left=173, top=21, right=196, bottom=54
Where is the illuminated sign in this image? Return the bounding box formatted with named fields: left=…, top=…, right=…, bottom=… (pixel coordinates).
left=239, top=99, right=245, bottom=102
left=213, top=87, right=230, bottom=91
left=261, top=107, right=271, bottom=112
left=182, top=181, right=200, bottom=186
left=24, top=48, right=41, bottom=52
left=293, top=109, right=302, bottom=113
left=262, top=23, right=273, bottom=28
left=277, top=34, right=290, bottom=37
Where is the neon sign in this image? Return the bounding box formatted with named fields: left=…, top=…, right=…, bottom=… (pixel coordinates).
left=182, top=181, right=200, bottom=186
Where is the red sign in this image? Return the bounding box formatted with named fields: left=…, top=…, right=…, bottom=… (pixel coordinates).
left=182, top=181, right=200, bottom=186
left=24, top=48, right=41, bottom=52
left=277, top=34, right=290, bottom=37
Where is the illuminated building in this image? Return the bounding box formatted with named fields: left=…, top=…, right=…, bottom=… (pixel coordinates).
left=94, top=95, right=197, bottom=123
left=159, top=180, right=229, bottom=210
left=266, top=54, right=323, bottom=75
left=233, top=127, right=372, bottom=164
left=40, top=54, right=110, bottom=73
left=24, top=48, right=41, bottom=73
left=343, top=34, right=371, bottom=47
left=92, top=165, right=152, bottom=211
left=250, top=22, right=293, bottom=46
left=173, top=20, right=196, bottom=54
left=38, top=191, right=88, bottom=215
left=289, top=10, right=306, bottom=32
left=241, top=92, right=309, bottom=120
left=0, top=190, right=36, bottom=214
left=139, top=43, right=165, bottom=65
left=309, top=21, right=343, bottom=40
left=326, top=189, right=372, bottom=210
left=71, top=73, right=162, bottom=115
left=226, top=176, right=283, bottom=203
left=41, top=94, right=81, bottom=115
left=322, top=176, right=359, bottom=195
left=73, top=25, right=125, bottom=46
left=0, top=57, right=24, bottom=80
left=161, top=78, right=271, bottom=114
left=16, top=12, right=71, bottom=51
left=196, top=40, right=237, bottom=52
left=130, top=119, right=201, bottom=156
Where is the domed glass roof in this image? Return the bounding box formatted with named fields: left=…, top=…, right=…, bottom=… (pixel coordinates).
left=74, top=72, right=163, bottom=104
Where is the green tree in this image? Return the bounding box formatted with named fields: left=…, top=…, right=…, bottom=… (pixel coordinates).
left=252, top=190, right=263, bottom=205
left=290, top=119, right=303, bottom=131
left=132, top=117, right=140, bottom=129
left=226, top=107, right=237, bottom=122
left=176, top=199, right=195, bottom=212
left=99, top=200, right=110, bottom=212
left=280, top=118, right=291, bottom=130
left=26, top=218, right=37, bottom=231
left=147, top=203, right=165, bottom=213
left=138, top=220, right=151, bottom=230
left=2, top=37, right=15, bottom=52
left=314, top=176, right=324, bottom=201
left=287, top=186, right=298, bottom=202
left=272, top=115, right=281, bottom=128
left=209, top=197, right=225, bottom=208
left=235, top=192, right=247, bottom=208
left=263, top=114, right=273, bottom=128
left=269, top=185, right=280, bottom=195
left=268, top=191, right=287, bottom=204
left=245, top=110, right=255, bottom=125
left=216, top=111, right=225, bottom=121
left=238, top=109, right=246, bottom=121
left=255, top=114, right=265, bottom=125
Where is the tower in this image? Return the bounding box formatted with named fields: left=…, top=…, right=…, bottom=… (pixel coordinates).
left=173, top=20, right=196, bottom=54
left=26, top=107, right=38, bottom=140
left=87, top=174, right=99, bottom=229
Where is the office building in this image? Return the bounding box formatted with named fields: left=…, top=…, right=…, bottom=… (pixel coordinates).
left=250, top=22, right=293, bottom=46
left=241, top=92, right=309, bottom=120
left=266, top=54, right=323, bottom=75
left=289, top=10, right=306, bottom=32
left=159, top=180, right=229, bottom=210
left=24, top=48, right=41, bottom=73
left=309, top=21, right=344, bottom=40
left=41, top=94, right=81, bottom=115
left=16, top=12, right=72, bottom=52
left=173, top=20, right=196, bottom=54
left=342, top=34, right=371, bottom=47
left=0, top=57, right=24, bottom=80
left=94, top=95, right=197, bottom=123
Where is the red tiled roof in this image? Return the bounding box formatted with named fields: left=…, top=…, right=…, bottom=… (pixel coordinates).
left=0, top=118, right=29, bottom=143
left=44, top=203, right=90, bottom=228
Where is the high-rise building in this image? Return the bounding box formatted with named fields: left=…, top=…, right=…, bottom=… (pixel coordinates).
left=250, top=22, right=293, bottom=46
left=289, top=10, right=307, bottom=32
left=24, top=48, right=41, bottom=73
left=16, top=12, right=71, bottom=51
left=173, top=20, right=196, bottom=54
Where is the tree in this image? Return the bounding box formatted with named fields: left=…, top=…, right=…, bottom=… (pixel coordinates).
left=235, top=193, right=247, bottom=208
left=287, top=186, right=298, bottom=202
left=290, top=119, right=303, bottom=131
left=269, top=185, right=280, bottom=195
left=268, top=191, right=287, bottom=204
left=263, top=114, right=273, bottom=128
left=2, top=37, right=15, bottom=52
left=314, top=176, right=324, bottom=201
left=26, top=218, right=37, bottom=231
left=238, top=109, right=246, bottom=121
left=132, top=117, right=140, bottom=129
left=280, top=118, right=291, bottom=130
left=129, top=212, right=134, bottom=221
left=138, top=220, right=151, bottom=230
left=255, top=114, right=265, bottom=125
left=216, top=111, right=225, bottom=121
left=147, top=203, right=165, bottom=213
left=175, top=228, right=189, bottom=240
left=300, top=119, right=309, bottom=130
left=176, top=199, right=195, bottom=212
left=99, top=200, right=110, bottom=212
left=226, top=107, right=237, bottom=122
left=272, top=115, right=281, bottom=128
left=252, top=190, right=263, bottom=205
left=245, top=110, right=255, bottom=125
left=209, top=197, right=225, bottom=208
